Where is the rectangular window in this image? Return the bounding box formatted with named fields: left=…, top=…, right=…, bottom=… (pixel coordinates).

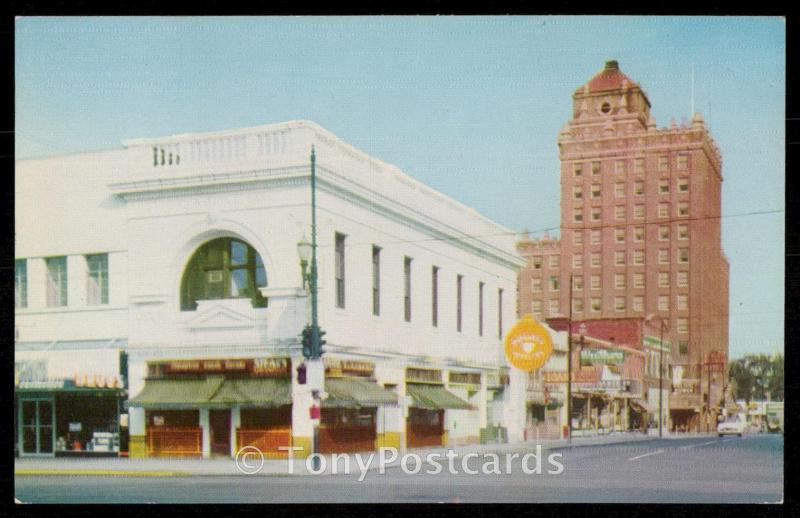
left=678, top=248, right=689, bottom=263
left=549, top=299, right=560, bottom=316
left=615, top=160, right=626, bottom=174
left=403, top=257, right=412, bottom=322
left=678, top=178, right=689, bottom=192
left=677, top=294, right=688, bottom=311
left=572, top=254, right=583, bottom=269
left=532, top=255, right=542, bottom=269
left=634, top=181, right=644, bottom=195
left=614, top=273, right=625, bottom=289
left=615, top=205, right=626, bottom=220
left=550, top=255, right=560, bottom=269
left=615, top=251, right=625, bottom=266
left=658, top=272, right=669, bottom=288
left=633, top=272, right=644, bottom=289
left=498, top=288, right=504, bottom=339
left=633, top=250, right=644, bottom=265
left=573, top=275, right=584, bottom=291
left=591, top=298, right=601, bottom=312
left=634, top=158, right=645, bottom=174
left=532, top=277, right=542, bottom=292
left=633, top=296, right=644, bottom=312
left=633, top=226, right=644, bottom=242
left=591, top=161, right=601, bottom=176
left=658, top=295, right=669, bottom=311
left=431, top=266, right=439, bottom=327
left=573, top=162, right=583, bottom=177
left=335, top=233, right=346, bottom=308
left=573, top=185, right=583, bottom=199
left=591, top=207, right=601, bottom=221
left=478, top=282, right=484, bottom=336
left=614, top=297, right=625, bottom=312
left=590, top=274, right=601, bottom=290
left=677, top=154, right=688, bottom=170
left=86, top=253, right=109, bottom=305
left=46, top=256, right=68, bottom=307
left=590, top=230, right=601, bottom=245
left=549, top=276, right=560, bottom=292
left=614, top=182, right=625, bottom=198
left=658, top=203, right=669, bottom=218
left=658, top=155, right=669, bottom=172
left=591, top=252, right=601, bottom=268
left=573, top=231, right=583, bottom=246
left=590, top=184, right=601, bottom=198
left=677, top=271, right=689, bottom=287
left=658, top=249, right=669, bottom=264
left=615, top=228, right=625, bottom=243
left=372, top=246, right=381, bottom=316
left=15, top=259, right=27, bottom=309
left=573, top=298, right=584, bottom=314
left=633, top=204, right=644, bottom=219
left=573, top=208, right=583, bottom=223
left=678, top=224, right=689, bottom=240
left=457, top=274, right=463, bottom=332
left=677, top=318, right=689, bottom=334
left=659, top=225, right=670, bottom=241
left=532, top=299, right=542, bottom=314
left=659, top=179, right=670, bottom=194
left=678, top=202, right=690, bottom=217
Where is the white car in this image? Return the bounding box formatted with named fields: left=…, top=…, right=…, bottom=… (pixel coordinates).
left=717, top=414, right=746, bottom=437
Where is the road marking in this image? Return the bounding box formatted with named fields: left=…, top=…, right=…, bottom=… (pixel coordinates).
left=721, top=438, right=736, bottom=443
left=678, top=440, right=719, bottom=450
left=627, top=449, right=664, bottom=461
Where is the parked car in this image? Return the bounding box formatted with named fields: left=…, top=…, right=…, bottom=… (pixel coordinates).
left=717, top=414, right=746, bottom=437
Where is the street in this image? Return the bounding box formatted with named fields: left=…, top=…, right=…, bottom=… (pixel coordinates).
left=15, top=434, right=783, bottom=504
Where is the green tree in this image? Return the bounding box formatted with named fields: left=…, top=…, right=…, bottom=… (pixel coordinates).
left=728, top=358, right=754, bottom=402
left=768, top=353, right=784, bottom=401
left=728, top=353, right=784, bottom=402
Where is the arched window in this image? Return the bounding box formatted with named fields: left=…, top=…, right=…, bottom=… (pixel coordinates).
left=180, top=238, right=268, bottom=311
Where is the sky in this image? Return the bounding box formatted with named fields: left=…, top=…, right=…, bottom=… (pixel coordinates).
left=15, top=16, right=785, bottom=359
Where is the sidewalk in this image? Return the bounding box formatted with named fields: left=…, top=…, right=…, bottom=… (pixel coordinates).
left=15, top=432, right=659, bottom=477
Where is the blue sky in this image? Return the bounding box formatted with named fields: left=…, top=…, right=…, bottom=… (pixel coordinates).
left=15, top=16, right=785, bottom=358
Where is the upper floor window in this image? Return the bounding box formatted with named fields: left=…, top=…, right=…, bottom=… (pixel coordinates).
left=15, top=259, right=27, bottom=309
left=634, top=158, right=645, bottom=174
left=403, top=256, right=413, bottom=322
left=615, top=205, right=626, bottom=220
left=86, top=254, right=109, bottom=305
left=532, top=255, right=542, bottom=269
left=590, top=274, right=601, bottom=290
left=634, top=181, right=644, bottom=196
left=678, top=178, right=689, bottom=192
left=573, top=231, right=583, bottom=246
left=633, top=204, right=645, bottom=219
left=573, top=186, right=583, bottom=200
left=180, top=238, right=267, bottom=311
left=372, top=246, right=381, bottom=316
left=573, top=163, right=583, bottom=177
left=677, top=271, right=689, bottom=287
left=678, top=202, right=690, bottom=217
left=591, top=207, right=601, bottom=222
left=573, top=275, right=584, bottom=291
left=615, top=160, right=626, bottom=175
left=590, top=184, right=601, bottom=198
left=633, top=226, right=644, bottom=242
left=591, top=161, right=601, bottom=176
left=590, top=230, right=601, bottom=245
left=677, top=154, right=689, bottom=170
left=615, top=228, right=625, bottom=244
left=678, top=224, right=689, bottom=240
left=572, top=254, right=583, bottom=269
left=335, top=233, right=346, bottom=308
left=658, top=155, right=669, bottom=172
left=46, top=256, right=68, bottom=307
left=614, top=182, right=625, bottom=198
left=549, top=275, right=560, bottom=292
left=532, top=299, right=542, bottom=315
left=532, top=277, right=542, bottom=293
left=659, top=180, right=670, bottom=194
left=658, top=203, right=670, bottom=218
left=573, top=208, right=583, bottom=223
left=549, top=255, right=560, bottom=269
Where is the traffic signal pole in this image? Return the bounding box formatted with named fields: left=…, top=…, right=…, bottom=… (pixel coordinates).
left=309, top=146, right=322, bottom=470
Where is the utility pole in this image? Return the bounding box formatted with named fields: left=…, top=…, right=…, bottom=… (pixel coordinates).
left=658, top=320, right=665, bottom=438
left=309, top=146, right=322, bottom=470
left=566, top=273, right=573, bottom=444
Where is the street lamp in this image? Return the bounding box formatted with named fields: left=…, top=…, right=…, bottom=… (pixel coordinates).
left=297, top=235, right=312, bottom=289
left=646, top=314, right=669, bottom=438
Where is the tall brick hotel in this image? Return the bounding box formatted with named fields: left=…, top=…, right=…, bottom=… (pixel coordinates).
left=518, top=61, right=729, bottom=431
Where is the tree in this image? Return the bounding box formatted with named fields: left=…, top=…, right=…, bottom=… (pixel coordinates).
left=768, top=353, right=784, bottom=401
left=727, top=353, right=784, bottom=403
left=728, top=358, right=754, bottom=403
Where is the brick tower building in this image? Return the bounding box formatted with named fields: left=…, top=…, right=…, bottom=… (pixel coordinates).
left=519, top=60, right=729, bottom=431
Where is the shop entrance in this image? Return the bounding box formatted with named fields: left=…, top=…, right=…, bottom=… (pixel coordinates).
left=19, top=398, right=54, bottom=456
left=209, top=409, right=231, bottom=456
left=406, top=408, right=444, bottom=448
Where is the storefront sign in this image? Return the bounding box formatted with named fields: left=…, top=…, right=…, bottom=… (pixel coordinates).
left=69, top=422, right=82, bottom=432
left=324, top=358, right=375, bottom=378
left=17, top=379, right=68, bottom=389
left=406, top=368, right=442, bottom=384
left=449, top=372, right=482, bottom=386
left=165, top=358, right=249, bottom=374
left=151, top=357, right=290, bottom=378
left=580, top=349, right=624, bottom=366
left=544, top=369, right=598, bottom=384
left=251, top=358, right=290, bottom=377
left=572, top=380, right=628, bottom=393
left=504, top=314, right=553, bottom=372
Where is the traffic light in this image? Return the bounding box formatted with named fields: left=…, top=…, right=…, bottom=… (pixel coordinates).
left=297, top=363, right=307, bottom=385
left=316, top=328, right=327, bottom=357
left=300, top=325, right=313, bottom=359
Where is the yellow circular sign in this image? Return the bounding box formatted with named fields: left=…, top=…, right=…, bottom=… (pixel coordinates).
left=504, top=314, right=553, bottom=372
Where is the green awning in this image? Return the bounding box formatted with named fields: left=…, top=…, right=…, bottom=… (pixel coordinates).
left=407, top=383, right=473, bottom=410
left=323, top=378, right=398, bottom=408
left=129, top=376, right=224, bottom=407
left=209, top=378, right=291, bottom=406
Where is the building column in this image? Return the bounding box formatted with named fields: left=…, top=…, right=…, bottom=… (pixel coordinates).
left=229, top=405, right=241, bottom=457
left=478, top=371, right=489, bottom=441
left=199, top=408, right=210, bottom=459
left=290, top=355, right=314, bottom=459
left=373, top=363, right=405, bottom=451
left=67, top=255, right=87, bottom=307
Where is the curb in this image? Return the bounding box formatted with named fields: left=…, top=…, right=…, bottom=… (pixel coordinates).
left=15, top=469, right=191, bottom=477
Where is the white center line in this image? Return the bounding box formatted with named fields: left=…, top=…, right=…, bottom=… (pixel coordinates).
left=627, top=449, right=665, bottom=461
left=679, top=440, right=719, bottom=450
left=721, top=438, right=736, bottom=443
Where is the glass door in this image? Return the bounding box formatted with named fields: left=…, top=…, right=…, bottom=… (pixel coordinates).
left=19, top=398, right=55, bottom=456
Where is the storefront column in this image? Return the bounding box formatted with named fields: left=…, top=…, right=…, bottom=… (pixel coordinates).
left=229, top=406, right=241, bottom=457
left=478, top=372, right=488, bottom=431
left=199, top=408, right=210, bottom=459
left=503, top=367, right=526, bottom=443
left=374, top=364, right=405, bottom=451
left=291, top=356, right=313, bottom=458
left=129, top=407, right=146, bottom=458
left=586, top=395, right=591, bottom=431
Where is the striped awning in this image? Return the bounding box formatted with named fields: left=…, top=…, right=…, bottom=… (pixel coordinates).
left=129, top=376, right=291, bottom=407
left=323, top=378, right=398, bottom=408
left=406, top=383, right=473, bottom=410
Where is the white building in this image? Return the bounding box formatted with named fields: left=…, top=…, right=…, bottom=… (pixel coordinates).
left=15, top=120, right=526, bottom=458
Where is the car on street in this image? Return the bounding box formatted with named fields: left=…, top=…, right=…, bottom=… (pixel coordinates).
left=717, top=414, right=746, bottom=437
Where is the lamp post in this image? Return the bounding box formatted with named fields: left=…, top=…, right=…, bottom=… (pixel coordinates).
left=566, top=273, right=573, bottom=444
left=646, top=314, right=669, bottom=438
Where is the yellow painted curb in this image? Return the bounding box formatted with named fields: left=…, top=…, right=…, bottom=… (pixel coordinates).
left=15, top=469, right=190, bottom=477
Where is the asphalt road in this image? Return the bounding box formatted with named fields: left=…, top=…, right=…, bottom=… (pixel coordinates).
left=15, top=434, right=783, bottom=504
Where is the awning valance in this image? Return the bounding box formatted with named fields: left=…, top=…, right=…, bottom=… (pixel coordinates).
left=129, top=376, right=291, bottom=407
left=323, top=378, right=398, bottom=408
left=208, top=378, right=291, bottom=406
left=407, top=383, right=473, bottom=410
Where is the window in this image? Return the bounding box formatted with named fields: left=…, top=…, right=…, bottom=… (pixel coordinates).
left=633, top=272, right=644, bottom=289
left=573, top=298, right=584, bottom=314
left=615, top=205, right=626, bottom=220
left=658, top=249, right=669, bottom=264
left=573, top=185, right=583, bottom=199
left=498, top=288, right=504, bottom=339
left=633, top=296, right=644, bottom=312
left=573, top=231, right=583, bottom=246
left=549, top=299, right=560, bottom=315
left=573, top=275, right=584, bottom=291
left=549, top=276, right=560, bottom=292
left=46, top=256, right=68, bottom=307
left=615, top=160, right=626, bottom=174
left=614, top=182, right=625, bottom=198
left=678, top=178, right=689, bottom=192
left=677, top=154, right=688, bottom=170
left=591, top=252, right=601, bottom=268
left=573, top=208, right=583, bottom=223
left=403, top=257, right=412, bottom=322
left=591, top=207, right=601, bottom=221
left=677, top=318, right=689, bottom=334
left=591, top=298, right=601, bottom=312
left=633, top=226, right=644, bottom=242
left=591, top=161, right=601, bottom=176
left=372, top=246, right=381, bottom=316
left=615, top=251, right=625, bottom=266
left=15, top=259, right=27, bottom=309
left=677, top=294, right=688, bottom=311
left=532, top=299, right=542, bottom=314
left=86, top=254, right=109, bottom=305
left=659, top=225, right=670, bottom=241
left=614, top=273, right=626, bottom=289
left=678, top=224, right=689, bottom=240
left=573, top=162, right=583, bottom=177
left=658, top=203, right=669, bottom=218
left=633, top=250, right=644, bottom=265
left=532, top=277, right=542, bottom=292
left=658, top=272, right=669, bottom=288
left=477, top=282, right=485, bottom=336
left=615, top=228, right=625, bottom=243
left=457, top=274, right=463, bottom=332
left=335, top=233, right=346, bottom=308
left=633, top=204, right=644, bottom=219
left=590, top=230, right=601, bottom=245
left=677, top=271, right=689, bottom=287
left=532, top=256, right=542, bottom=269
left=180, top=238, right=268, bottom=311
left=658, top=155, right=669, bottom=172
left=572, top=254, right=583, bottom=269
left=634, top=158, right=645, bottom=174
left=431, top=266, right=439, bottom=327
left=590, top=274, right=601, bottom=290
left=550, top=255, right=560, bottom=269
left=678, top=340, right=689, bottom=355
left=614, top=297, right=625, bottom=312
left=590, top=184, right=601, bottom=198
left=678, top=202, right=689, bottom=217
left=634, top=181, right=644, bottom=195
left=678, top=248, right=689, bottom=263
left=659, top=180, right=670, bottom=194
left=658, top=295, right=669, bottom=311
